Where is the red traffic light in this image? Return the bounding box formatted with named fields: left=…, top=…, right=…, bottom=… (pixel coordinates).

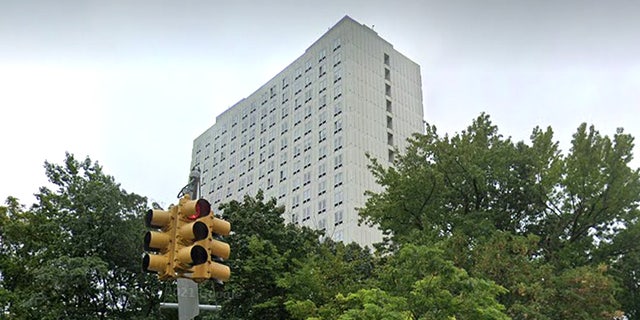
left=186, top=199, right=211, bottom=220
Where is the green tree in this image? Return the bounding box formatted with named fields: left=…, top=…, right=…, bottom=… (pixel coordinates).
left=0, top=153, right=163, bottom=319
left=200, top=191, right=322, bottom=320
left=360, top=114, right=637, bottom=318
left=280, top=240, right=377, bottom=320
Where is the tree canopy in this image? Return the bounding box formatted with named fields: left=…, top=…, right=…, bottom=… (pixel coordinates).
left=1, top=113, right=638, bottom=319
left=0, top=153, right=164, bottom=319
left=361, top=113, right=639, bottom=319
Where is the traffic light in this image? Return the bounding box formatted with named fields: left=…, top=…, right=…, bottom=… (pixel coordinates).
left=142, top=195, right=232, bottom=283
left=174, top=195, right=232, bottom=283
left=142, top=205, right=178, bottom=280
left=191, top=212, right=231, bottom=282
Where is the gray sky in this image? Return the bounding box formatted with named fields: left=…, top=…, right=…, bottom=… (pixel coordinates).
left=1, top=0, right=639, bottom=207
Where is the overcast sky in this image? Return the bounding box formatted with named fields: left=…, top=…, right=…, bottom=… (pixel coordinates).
left=1, top=0, right=639, bottom=208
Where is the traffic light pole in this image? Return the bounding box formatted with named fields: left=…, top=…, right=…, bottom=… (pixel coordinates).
left=174, top=167, right=220, bottom=320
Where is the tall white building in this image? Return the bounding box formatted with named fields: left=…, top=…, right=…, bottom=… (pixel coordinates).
left=191, top=16, right=423, bottom=247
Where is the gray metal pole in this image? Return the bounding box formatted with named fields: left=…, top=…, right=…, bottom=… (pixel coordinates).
left=160, top=303, right=221, bottom=311
left=177, top=167, right=203, bottom=320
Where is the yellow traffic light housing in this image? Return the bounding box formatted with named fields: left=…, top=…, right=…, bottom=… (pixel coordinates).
left=173, top=195, right=232, bottom=283
left=142, top=195, right=231, bottom=283
left=142, top=206, right=178, bottom=280
left=191, top=215, right=232, bottom=282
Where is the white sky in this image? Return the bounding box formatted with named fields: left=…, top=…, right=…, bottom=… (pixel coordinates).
left=1, top=0, right=639, bottom=207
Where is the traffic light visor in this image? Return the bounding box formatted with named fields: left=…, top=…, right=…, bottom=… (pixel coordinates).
left=144, top=231, right=171, bottom=252
left=176, top=244, right=208, bottom=266
left=145, top=209, right=172, bottom=228
left=143, top=253, right=169, bottom=273
left=183, top=199, right=211, bottom=220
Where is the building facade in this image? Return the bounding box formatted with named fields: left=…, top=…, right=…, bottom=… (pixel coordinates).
left=191, top=16, right=423, bottom=247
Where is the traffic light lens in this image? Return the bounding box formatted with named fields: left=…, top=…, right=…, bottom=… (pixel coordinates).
left=188, top=199, right=211, bottom=220
left=144, top=209, right=153, bottom=227
left=192, top=221, right=209, bottom=241
left=191, top=246, right=208, bottom=265
left=142, top=254, right=151, bottom=271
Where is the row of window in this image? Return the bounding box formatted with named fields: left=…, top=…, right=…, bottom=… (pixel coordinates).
left=206, top=151, right=344, bottom=195
left=291, top=207, right=345, bottom=228
left=206, top=38, right=344, bottom=144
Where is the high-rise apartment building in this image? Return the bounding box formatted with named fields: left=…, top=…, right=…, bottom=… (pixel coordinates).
left=190, top=16, right=423, bottom=247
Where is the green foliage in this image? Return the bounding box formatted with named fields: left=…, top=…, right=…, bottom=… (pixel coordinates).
left=2, top=113, right=638, bottom=319
left=360, top=114, right=638, bottom=318
left=199, top=191, right=323, bottom=320
left=334, top=289, right=412, bottom=320
left=0, top=153, right=162, bottom=319
left=383, top=244, right=509, bottom=320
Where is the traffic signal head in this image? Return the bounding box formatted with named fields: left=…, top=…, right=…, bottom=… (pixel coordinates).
left=142, top=207, right=177, bottom=279
left=173, top=195, right=232, bottom=283
left=142, top=195, right=232, bottom=283
left=173, top=197, right=211, bottom=269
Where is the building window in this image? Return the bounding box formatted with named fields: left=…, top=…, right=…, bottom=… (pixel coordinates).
left=386, top=99, right=392, bottom=113
left=385, top=68, right=391, bottom=81
left=318, top=199, right=327, bottom=214
left=303, top=188, right=311, bottom=203
left=334, top=102, right=342, bottom=117
left=319, top=64, right=326, bottom=78
left=334, top=210, right=344, bottom=225
left=334, top=172, right=343, bottom=188
left=318, top=218, right=326, bottom=231
left=305, top=59, right=313, bottom=72
left=318, top=145, right=328, bottom=160
left=334, top=85, right=342, bottom=100
left=334, top=119, right=343, bottom=134
left=318, top=180, right=327, bottom=196
left=387, top=132, right=394, bottom=146
left=305, top=104, right=312, bottom=119
left=387, top=116, right=393, bottom=130
left=303, top=171, right=311, bottom=186
left=334, top=67, right=342, bottom=83
left=333, top=38, right=341, bottom=51
left=268, top=145, right=275, bottom=159
left=303, top=154, right=311, bottom=169
left=303, top=206, right=311, bottom=222
left=304, top=121, right=312, bottom=136
left=293, top=177, right=301, bottom=191
left=319, top=128, right=327, bottom=143
left=334, top=191, right=344, bottom=207
left=293, top=145, right=301, bottom=158
left=385, top=83, right=391, bottom=97
left=334, top=51, right=342, bottom=67
left=318, top=111, right=327, bottom=126
left=319, top=79, right=327, bottom=93
left=292, top=194, right=301, bottom=209
left=305, top=89, right=313, bottom=103
left=318, top=162, right=327, bottom=178
left=295, top=67, right=303, bottom=80
left=389, top=149, right=395, bottom=163
left=293, top=160, right=302, bottom=175
left=334, top=154, right=343, bottom=170
left=291, top=212, right=299, bottom=224
left=303, top=137, right=312, bottom=152
left=319, top=94, right=327, bottom=109
left=318, top=48, right=327, bottom=62
left=384, top=53, right=390, bottom=66
left=334, top=136, right=343, bottom=152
